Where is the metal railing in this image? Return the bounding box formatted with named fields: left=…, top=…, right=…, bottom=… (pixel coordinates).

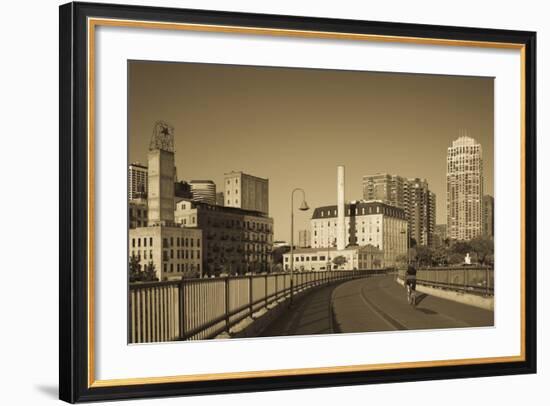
left=129, top=269, right=385, bottom=343
left=397, top=266, right=494, bottom=296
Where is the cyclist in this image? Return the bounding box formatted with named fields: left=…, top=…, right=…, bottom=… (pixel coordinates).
left=405, top=263, right=417, bottom=306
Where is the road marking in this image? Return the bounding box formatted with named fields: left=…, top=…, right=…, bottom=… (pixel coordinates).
left=358, top=282, right=407, bottom=331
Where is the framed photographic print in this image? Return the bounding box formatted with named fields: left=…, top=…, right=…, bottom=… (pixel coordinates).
left=59, top=1, right=537, bottom=403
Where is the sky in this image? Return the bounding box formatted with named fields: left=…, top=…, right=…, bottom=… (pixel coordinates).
left=128, top=61, right=494, bottom=242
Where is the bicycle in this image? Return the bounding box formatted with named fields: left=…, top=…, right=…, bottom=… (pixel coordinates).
left=406, top=281, right=417, bottom=307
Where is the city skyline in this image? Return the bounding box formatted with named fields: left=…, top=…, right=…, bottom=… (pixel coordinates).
left=129, top=61, right=494, bottom=241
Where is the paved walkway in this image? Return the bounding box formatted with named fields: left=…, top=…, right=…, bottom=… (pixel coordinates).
left=260, top=275, right=493, bottom=337
left=332, top=275, right=493, bottom=333
left=259, top=283, right=339, bottom=337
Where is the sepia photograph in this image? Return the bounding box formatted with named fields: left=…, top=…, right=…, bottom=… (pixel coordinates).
left=127, top=60, right=495, bottom=343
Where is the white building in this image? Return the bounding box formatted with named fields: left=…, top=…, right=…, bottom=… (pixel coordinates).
left=310, top=200, right=408, bottom=267
left=129, top=225, right=202, bottom=281
left=283, top=245, right=383, bottom=272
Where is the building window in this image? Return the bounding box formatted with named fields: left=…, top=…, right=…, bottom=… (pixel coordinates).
left=163, top=238, right=168, bottom=248
left=170, top=237, right=174, bottom=246
left=170, top=250, right=173, bottom=259
left=163, top=263, right=167, bottom=272
left=132, top=238, right=135, bottom=248
left=149, top=237, right=153, bottom=246
left=197, top=238, right=200, bottom=247
left=170, top=263, right=173, bottom=273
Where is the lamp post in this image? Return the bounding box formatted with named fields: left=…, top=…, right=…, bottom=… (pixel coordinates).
left=290, top=188, right=309, bottom=306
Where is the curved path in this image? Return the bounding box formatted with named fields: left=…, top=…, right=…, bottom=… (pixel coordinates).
left=259, top=283, right=340, bottom=337
left=260, top=275, right=493, bottom=337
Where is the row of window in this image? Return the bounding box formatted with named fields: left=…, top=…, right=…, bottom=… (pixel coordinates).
left=162, top=237, right=200, bottom=248
left=163, top=249, right=200, bottom=261
left=163, top=262, right=201, bottom=273
left=132, top=237, right=153, bottom=248
left=284, top=255, right=327, bottom=262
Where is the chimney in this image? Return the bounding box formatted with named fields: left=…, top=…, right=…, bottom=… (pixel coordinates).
left=337, top=165, right=346, bottom=250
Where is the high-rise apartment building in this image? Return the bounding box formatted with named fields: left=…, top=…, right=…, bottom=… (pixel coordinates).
left=128, top=162, right=148, bottom=200
left=224, top=171, right=269, bottom=214
left=483, top=194, right=494, bottom=238
left=362, top=174, right=436, bottom=246
left=190, top=180, right=217, bottom=205
left=446, top=135, right=484, bottom=241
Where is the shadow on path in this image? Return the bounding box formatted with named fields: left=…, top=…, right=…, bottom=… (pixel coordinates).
left=259, top=283, right=341, bottom=337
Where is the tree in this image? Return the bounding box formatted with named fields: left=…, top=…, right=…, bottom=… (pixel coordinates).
left=448, top=252, right=465, bottom=265
left=142, top=261, right=158, bottom=282
left=469, top=236, right=494, bottom=266
left=395, top=254, right=409, bottom=267
left=431, top=245, right=448, bottom=266
left=451, top=241, right=472, bottom=255
left=129, top=254, right=141, bottom=282
left=272, top=246, right=290, bottom=265
left=415, top=245, right=433, bottom=267
left=332, top=255, right=347, bottom=268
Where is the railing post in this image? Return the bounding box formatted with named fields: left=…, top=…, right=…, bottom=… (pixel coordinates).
left=265, top=274, right=268, bottom=308
left=225, top=277, right=230, bottom=333
left=179, top=280, right=185, bottom=339
left=275, top=274, right=278, bottom=300
left=485, top=267, right=489, bottom=296
left=248, top=275, right=253, bottom=316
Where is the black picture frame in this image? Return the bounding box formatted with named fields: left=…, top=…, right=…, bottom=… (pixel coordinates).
left=59, top=1, right=537, bottom=403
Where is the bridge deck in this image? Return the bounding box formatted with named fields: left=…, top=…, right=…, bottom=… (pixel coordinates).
left=260, top=275, right=493, bottom=337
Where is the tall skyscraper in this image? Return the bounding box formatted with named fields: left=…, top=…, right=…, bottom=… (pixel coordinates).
left=190, top=180, right=217, bottom=205
left=128, top=162, right=148, bottom=200
left=483, top=194, right=494, bottom=238
left=224, top=171, right=269, bottom=214
left=446, top=135, right=484, bottom=241
left=362, top=174, right=435, bottom=246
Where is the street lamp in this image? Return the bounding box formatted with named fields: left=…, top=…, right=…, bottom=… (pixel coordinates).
left=290, top=188, right=309, bottom=306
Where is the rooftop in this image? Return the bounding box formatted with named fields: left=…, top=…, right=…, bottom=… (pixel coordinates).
left=312, top=200, right=406, bottom=220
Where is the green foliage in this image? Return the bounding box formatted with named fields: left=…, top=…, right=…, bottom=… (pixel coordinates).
left=469, top=236, right=494, bottom=265
left=403, top=236, right=493, bottom=267
left=129, top=255, right=159, bottom=283
left=332, top=255, right=347, bottom=267
left=272, top=246, right=290, bottom=264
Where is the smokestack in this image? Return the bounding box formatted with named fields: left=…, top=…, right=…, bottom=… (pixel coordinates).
left=337, top=165, right=346, bottom=250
